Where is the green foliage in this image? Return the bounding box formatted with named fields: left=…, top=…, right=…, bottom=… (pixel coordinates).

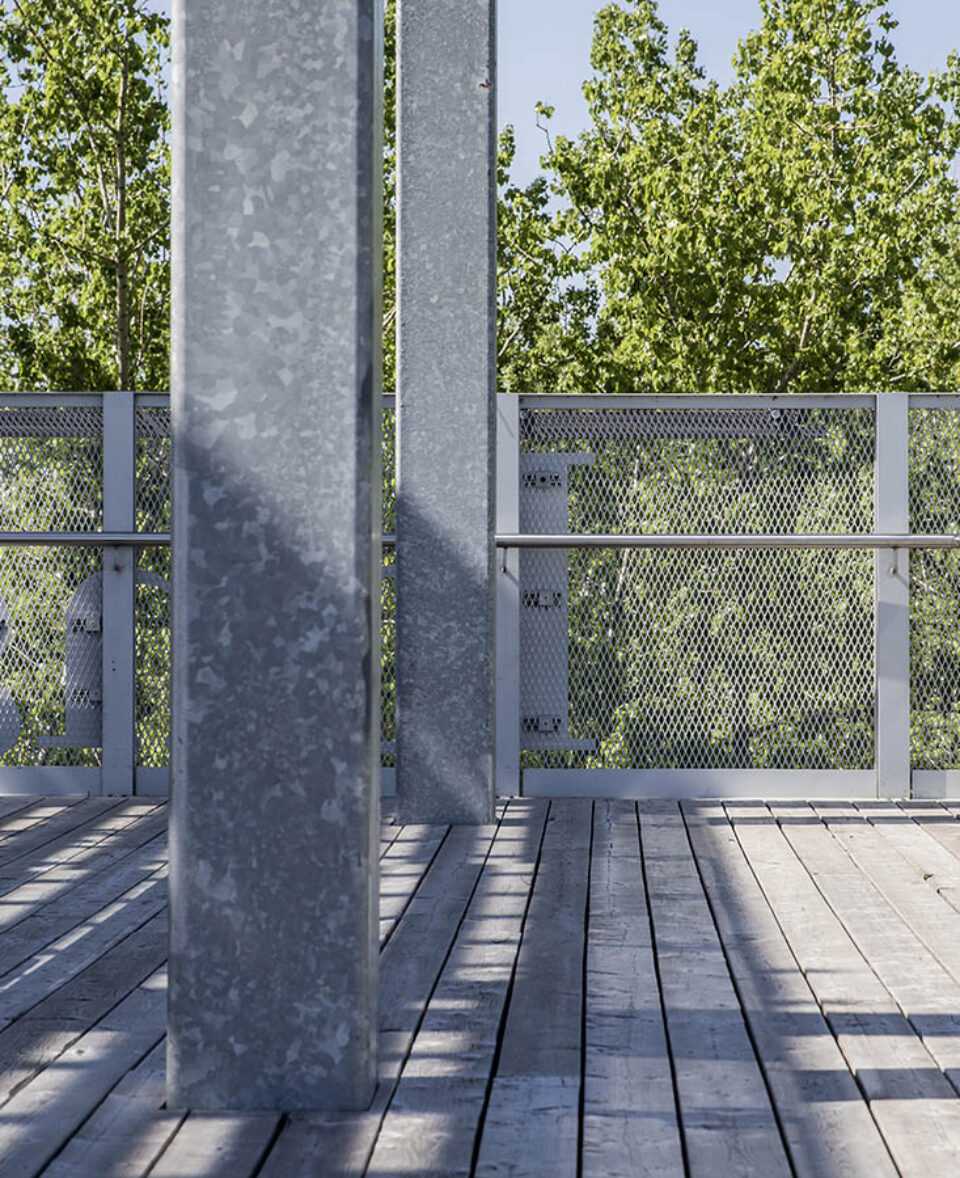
left=0, top=0, right=170, bottom=391
left=504, top=0, right=960, bottom=394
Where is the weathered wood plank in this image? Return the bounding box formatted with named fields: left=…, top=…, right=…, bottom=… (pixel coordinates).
left=730, top=800, right=960, bottom=1177
left=0, top=910, right=167, bottom=1104
left=379, top=821, right=500, bottom=1033
left=817, top=801, right=960, bottom=989
left=38, top=1041, right=184, bottom=1178
left=683, top=800, right=897, bottom=1178
left=783, top=802, right=960, bottom=1087
left=0, top=867, right=167, bottom=1023
left=257, top=1032, right=412, bottom=1178
left=861, top=800, right=960, bottom=912
left=0, top=833, right=166, bottom=985
left=0, top=798, right=127, bottom=873
left=367, top=798, right=549, bottom=1178
left=0, top=811, right=167, bottom=934
left=149, top=1111, right=281, bottom=1178
left=475, top=799, right=591, bottom=1178
left=582, top=799, right=683, bottom=1178
left=640, top=801, right=791, bottom=1178
left=379, top=824, right=449, bottom=948
left=0, top=797, right=51, bottom=827
left=0, top=972, right=165, bottom=1178
left=0, top=800, right=162, bottom=892
left=0, top=799, right=86, bottom=843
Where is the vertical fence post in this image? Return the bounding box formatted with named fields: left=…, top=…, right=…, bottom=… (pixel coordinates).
left=496, top=394, right=520, bottom=796
left=101, top=392, right=136, bottom=796
left=875, top=393, right=911, bottom=797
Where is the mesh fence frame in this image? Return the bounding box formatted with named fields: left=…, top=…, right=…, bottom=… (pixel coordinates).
left=0, top=405, right=104, bottom=532
left=518, top=401, right=878, bottom=772
left=0, top=546, right=104, bottom=766
left=910, top=407, right=960, bottom=770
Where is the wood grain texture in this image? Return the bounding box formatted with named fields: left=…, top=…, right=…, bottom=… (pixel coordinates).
left=641, top=801, right=792, bottom=1178
left=475, top=799, right=591, bottom=1178
left=683, top=800, right=897, bottom=1178
left=582, top=799, right=684, bottom=1178
left=731, top=800, right=960, bottom=1177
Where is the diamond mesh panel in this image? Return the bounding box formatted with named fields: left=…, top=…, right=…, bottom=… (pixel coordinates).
left=136, top=547, right=170, bottom=768
left=521, top=404, right=875, bottom=535
left=382, top=406, right=396, bottom=764
left=0, top=547, right=103, bottom=766
left=519, top=401, right=876, bottom=771
left=0, top=405, right=103, bottom=531
left=136, top=406, right=171, bottom=532
left=910, top=407, right=960, bottom=769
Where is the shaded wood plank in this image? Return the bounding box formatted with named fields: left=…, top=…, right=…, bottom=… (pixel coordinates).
left=38, top=1041, right=184, bottom=1178
left=0, top=810, right=167, bottom=935
left=379, top=824, right=448, bottom=948
left=475, top=798, right=591, bottom=1178
left=0, top=867, right=167, bottom=1023
left=641, top=801, right=791, bottom=1178
left=729, top=800, right=960, bottom=1177
left=0, top=800, right=163, bottom=893
left=0, top=833, right=167, bottom=980
left=149, top=1111, right=281, bottom=1178
left=0, top=972, right=165, bottom=1178
left=582, top=799, right=683, bottom=1178
left=0, top=800, right=86, bottom=843
left=367, top=798, right=549, bottom=1178
left=258, top=1033, right=412, bottom=1178
left=683, top=800, right=897, bottom=1178
left=0, top=910, right=167, bottom=1104
left=0, top=799, right=127, bottom=873
left=0, top=798, right=50, bottom=827
left=379, top=821, right=500, bottom=1034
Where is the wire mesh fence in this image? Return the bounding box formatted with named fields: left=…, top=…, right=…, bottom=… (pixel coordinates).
left=516, top=396, right=959, bottom=777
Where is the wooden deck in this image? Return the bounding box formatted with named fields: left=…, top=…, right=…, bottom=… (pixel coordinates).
left=3, top=797, right=960, bottom=1175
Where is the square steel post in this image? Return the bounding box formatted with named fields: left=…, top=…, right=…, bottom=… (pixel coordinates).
left=101, top=391, right=136, bottom=796
left=396, top=0, right=498, bottom=824
left=168, top=0, right=382, bottom=1110
left=496, top=394, right=520, bottom=797
left=875, top=393, right=911, bottom=798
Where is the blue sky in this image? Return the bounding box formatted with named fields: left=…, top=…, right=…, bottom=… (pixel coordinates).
left=500, top=1, right=960, bottom=183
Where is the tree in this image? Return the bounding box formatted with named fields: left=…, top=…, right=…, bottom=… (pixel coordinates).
left=501, top=0, right=960, bottom=395
left=0, top=0, right=169, bottom=392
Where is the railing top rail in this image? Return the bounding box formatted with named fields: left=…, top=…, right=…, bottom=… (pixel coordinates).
left=0, top=532, right=170, bottom=547
left=494, top=533, right=960, bottom=550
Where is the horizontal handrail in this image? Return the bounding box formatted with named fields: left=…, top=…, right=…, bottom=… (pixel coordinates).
left=0, top=532, right=170, bottom=547
left=494, top=533, right=960, bottom=550
left=1, top=531, right=955, bottom=552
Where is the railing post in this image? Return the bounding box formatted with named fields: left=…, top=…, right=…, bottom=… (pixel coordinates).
left=101, top=391, right=136, bottom=795
left=496, top=394, right=520, bottom=796
left=875, top=393, right=911, bottom=797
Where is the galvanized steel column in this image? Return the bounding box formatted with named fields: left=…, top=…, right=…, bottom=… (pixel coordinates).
left=396, top=0, right=498, bottom=824
left=168, top=0, right=382, bottom=1110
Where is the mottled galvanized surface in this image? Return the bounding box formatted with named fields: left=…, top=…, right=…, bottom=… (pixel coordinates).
left=395, top=0, right=498, bottom=824
left=168, top=0, right=382, bottom=1110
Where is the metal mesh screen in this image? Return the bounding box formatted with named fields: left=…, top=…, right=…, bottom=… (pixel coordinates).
left=0, top=405, right=103, bottom=531
left=136, top=547, right=170, bottom=768
left=518, top=402, right=877, bottom=772
left=136, top=406, right=171, bottom=532
left=382, top=406, right=396, bottom=764
left=910, top=407, right=960, bottom=769
left=0, top=547, right=103, bottom=766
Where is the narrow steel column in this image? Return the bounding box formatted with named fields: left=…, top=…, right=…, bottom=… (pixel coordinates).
left=875, top=393, right=911, bottom=797
left=396, top=0, right=497, bottom=823
left=495, top=394, right=520, bottom=797
left=169, top=0, right=381, bottom=1110
left=101, top=391, right=136, bottom=796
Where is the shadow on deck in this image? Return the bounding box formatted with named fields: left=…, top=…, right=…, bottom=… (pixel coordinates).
left=0, top=792, right=959, bottom=1175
